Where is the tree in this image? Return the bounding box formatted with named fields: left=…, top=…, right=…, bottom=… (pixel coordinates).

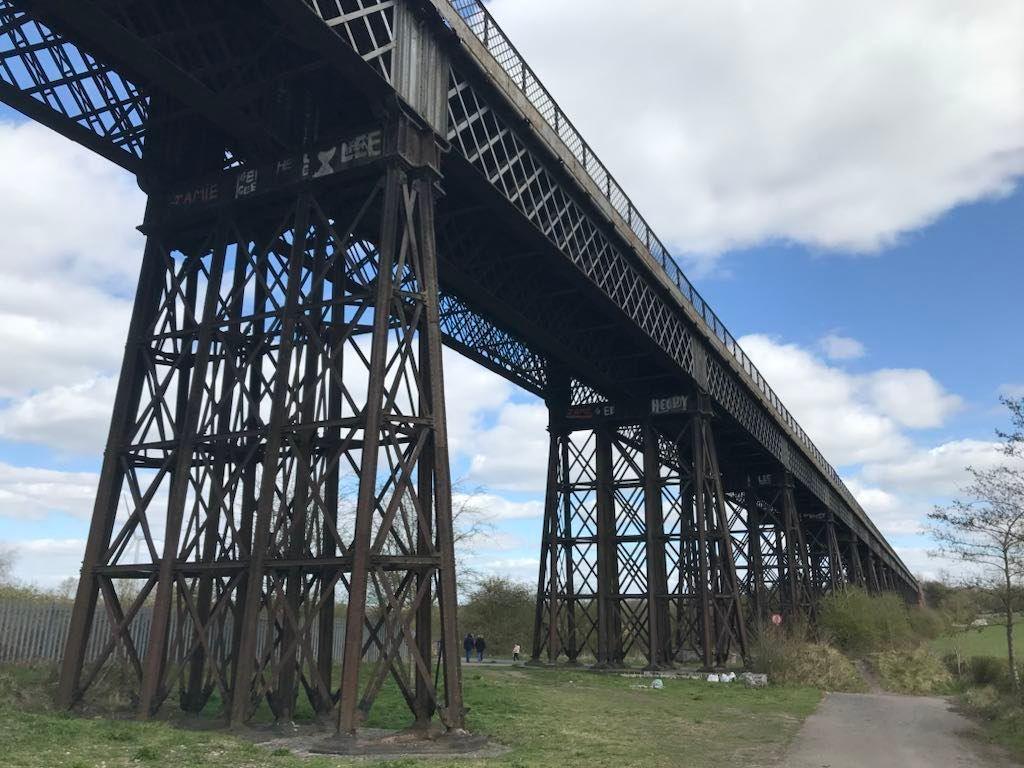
left=459, top=576, right=534, bottom=658
left=449, top=483, right=497, bottom=589
left=0, top=545, right=16, bottom=585
left=929, top=585, right=981, bottom=676
left=56, top=576, right=79, bottom=601
left=927, top=398, right=1024, bottom=692
left=998, top=396, right=1024, bottom=457
left=920, top=579, right=952, bottom=609
left=335, top=477, right=495, bottom=594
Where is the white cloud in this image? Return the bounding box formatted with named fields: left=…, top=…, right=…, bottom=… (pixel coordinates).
left=0, top=377, right=116, bottom=455
left=441, top=349, right=515, bottom=456
left=737, top=333, right=991, bottom=565
left=471, top=556, right=538, bottom=585
left=892, top=546, right=975, bottom=584
left=0, top=278, right=131, bottom=398
left=0, top=122, right=140, bottom=401
left=0, top=462, right=98, bottom=521
left=0, top=538, right=87, bottom=588
left=740, top=334, right=909, bottom=464
left=819, top=333, right=866, bottom=361
left=843, top=477, right=924, bottom=536
left=466, top=402, right=549, bottom=492
left=740, top=334, right=961, bottom=465
left=860, top=438, right=1009, bottom=496
left=999, top=383, right=1024, bottom=399
left=455, top=491, right=543, bottom=521
left=865, top=369, right=962, bottom=429
left=0, top=121, right=145, bottom=283
left=487, top=0, right=1024, bottom=266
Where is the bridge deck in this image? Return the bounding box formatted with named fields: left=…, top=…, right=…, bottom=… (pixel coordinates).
left=429, top=0, right=912, bottom=584
left=0, top=0, right=914, bottom=588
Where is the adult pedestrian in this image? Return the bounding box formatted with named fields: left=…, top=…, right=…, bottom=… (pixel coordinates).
left=463, top=632, right=475, bottom=663
left=512, top=642, right=521, bottom=662
left=475, top=634, right=486, bottom=663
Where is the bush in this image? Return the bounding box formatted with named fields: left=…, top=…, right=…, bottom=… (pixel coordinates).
left=942, top=652, right=965, bottom=677
left=459, top=577, right=534, bottom=659
left=817, top=588, right=913, bottom=654
left=963, top=684, right=1005, bottom=719
left=749, top=625, right=866, bottom=692
left=871, top=648, right=953, bottom=695
left=908, top=606, right=947, bottom=641
left=960, top=686, right=1024, bottom=760
left=969, top=655, right=1009, bottom=688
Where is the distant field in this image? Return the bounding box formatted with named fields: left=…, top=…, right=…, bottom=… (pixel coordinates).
left=0, top=664, right=820, bottom=768
left=931, top=621, right=1016, bottom=660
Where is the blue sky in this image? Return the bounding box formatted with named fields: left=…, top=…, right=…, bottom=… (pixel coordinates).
left=703, top=191, right=1024, bottom=414
left=0, top=0, right=1022, bottom=587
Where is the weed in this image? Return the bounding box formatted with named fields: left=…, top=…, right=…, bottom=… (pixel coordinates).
left=871, top=648, right=952, bottom=695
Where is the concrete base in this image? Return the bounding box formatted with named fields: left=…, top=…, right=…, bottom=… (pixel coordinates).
left=309, top=725, right=493, bottom=758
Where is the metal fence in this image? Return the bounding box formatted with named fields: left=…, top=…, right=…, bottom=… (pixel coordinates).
left=0, top=598, right=390, bottom=666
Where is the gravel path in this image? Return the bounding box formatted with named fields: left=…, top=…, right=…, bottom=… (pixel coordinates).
left=782, top=692, right=1018, bottom=767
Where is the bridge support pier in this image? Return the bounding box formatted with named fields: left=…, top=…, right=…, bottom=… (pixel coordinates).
left=805, top=511, right=847, bottom=598
left=58, top=119, right=466, bottom=733
left=779, top=474, right=814, bottom=618
left=846, top=536, right=866, bottom=589
left=666, top=396, right=748, bottom=667
left=642, top=421, right=672, bottom=669
left=743, top=481, right=768, bottom=627
left=532, top=393, right=748, bottom=668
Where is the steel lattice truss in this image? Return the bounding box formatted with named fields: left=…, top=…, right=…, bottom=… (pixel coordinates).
left=533, top=401, right=753, bottom=669
left=0, top=0, right=146, bottom=169
left=0, top=0, right=921, bottom=732
left=56, top=137, right=466, bottom=731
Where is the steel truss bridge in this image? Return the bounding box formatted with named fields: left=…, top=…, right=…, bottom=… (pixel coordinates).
left=0, top=0, right=918, bottom=733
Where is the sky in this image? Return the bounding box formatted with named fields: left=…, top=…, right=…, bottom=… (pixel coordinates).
left=0, top=0, right=1022, bottom=588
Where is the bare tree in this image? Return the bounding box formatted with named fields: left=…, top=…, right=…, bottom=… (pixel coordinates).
left=998, top=395, right=1024, bottom=458
left=449, top=482, right=497, bottom=589
left=927, top=397, right=1024, bottom=692
left=0, top=544, right=16, bottom=585
left=56, top=576, right=79, bottom=601
left=333, top=477, right=496, bottom=606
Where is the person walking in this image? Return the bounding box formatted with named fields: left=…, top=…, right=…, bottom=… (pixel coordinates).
left=512, top=642, right=521, bottom=662
left=463, top=633, right=475, bottom=663
left=475, top=634, right=487, bottom=663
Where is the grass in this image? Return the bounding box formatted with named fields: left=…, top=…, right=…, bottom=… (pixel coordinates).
left=930, top=623, right=1016, bottom=660
left=870, top=648, right=952, bottom=695
left=749, top=630, right=867, bottom=693
left=0, top=664, right=821, bottom=768
left=959, top=685, right=1024, bottom=761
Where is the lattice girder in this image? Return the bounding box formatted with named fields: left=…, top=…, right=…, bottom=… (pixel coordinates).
left=58, top=119, right=466, bottom=734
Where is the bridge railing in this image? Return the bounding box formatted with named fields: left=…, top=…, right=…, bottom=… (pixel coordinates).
left=444, top=0, right=873, bottom=530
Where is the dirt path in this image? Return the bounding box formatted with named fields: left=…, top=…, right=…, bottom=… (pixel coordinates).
left=782, top=692, right=1018, bottom=767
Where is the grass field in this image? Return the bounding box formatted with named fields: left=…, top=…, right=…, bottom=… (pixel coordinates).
left=931, top=622, right=1016, bottom=660
left=0, top=664, right=820, bottom=768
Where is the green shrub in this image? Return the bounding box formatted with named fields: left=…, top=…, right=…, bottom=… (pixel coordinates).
left=941, top=652, right=964, bottom=677
left=817, top=588, right=913, bottom=654
left=908, top=606, right=947, bottom=641
left=960, top=686, right=1024, bottom=760
left=871, top=648, right=953, bottom=695
left=969, top=655, right=1009, bottom=688
left=132, top=745, right=160, bottom=762
left=749, top=625, right=866, bottom=692
left=963, top=684, right=1005, bottom=719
